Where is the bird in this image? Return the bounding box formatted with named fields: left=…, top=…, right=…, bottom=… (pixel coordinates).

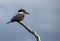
left=7, top=9, right=29, bottom=24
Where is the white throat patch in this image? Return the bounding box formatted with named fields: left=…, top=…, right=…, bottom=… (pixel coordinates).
left=19, top=12, right=24, bottom=14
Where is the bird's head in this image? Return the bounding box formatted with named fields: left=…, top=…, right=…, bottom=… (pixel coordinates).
left=18, top=9, right=29, bottom=14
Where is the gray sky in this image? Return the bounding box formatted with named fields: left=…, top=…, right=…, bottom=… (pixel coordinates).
left=0, top=0, right=60, bottom=41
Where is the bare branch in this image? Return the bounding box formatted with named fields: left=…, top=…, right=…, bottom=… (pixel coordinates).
left=18, top=21, right=41, bottom=41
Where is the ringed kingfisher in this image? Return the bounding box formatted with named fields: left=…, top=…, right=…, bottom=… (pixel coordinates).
left=7, top=9, right=29, bottom=24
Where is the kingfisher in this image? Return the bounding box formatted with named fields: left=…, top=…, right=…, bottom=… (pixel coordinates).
left=7, top=9, right=29, bottom=24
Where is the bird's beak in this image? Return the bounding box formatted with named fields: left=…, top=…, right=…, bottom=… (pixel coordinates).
left=25, top=12, right=29, bottom=14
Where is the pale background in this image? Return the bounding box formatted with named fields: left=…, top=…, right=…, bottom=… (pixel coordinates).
left=0, top=0, right=60, bottom=41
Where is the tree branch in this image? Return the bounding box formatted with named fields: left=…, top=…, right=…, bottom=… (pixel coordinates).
left=18, top=21, right=41, bottom=41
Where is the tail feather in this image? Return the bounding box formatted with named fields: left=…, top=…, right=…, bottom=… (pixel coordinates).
left=7, top=21, right=11, bottom=24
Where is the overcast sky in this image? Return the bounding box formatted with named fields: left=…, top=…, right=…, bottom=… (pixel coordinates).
left=0, top=0, right=60, bottom=41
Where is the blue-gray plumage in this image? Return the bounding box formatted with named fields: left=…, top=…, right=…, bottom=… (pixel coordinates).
left=7, top=9, right=29, bottom=24
left=11, top=14, right=24, bottom=22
